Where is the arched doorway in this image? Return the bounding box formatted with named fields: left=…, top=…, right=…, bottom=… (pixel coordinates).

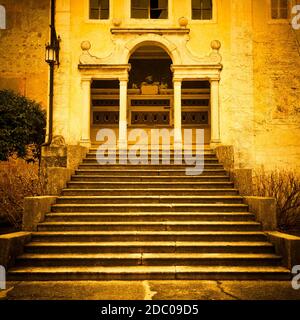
left=79, top=34, right=222, bottom=148
left=127, top=44, right=211, bottom=145
left=87, top=43, right=212, bottom=146
left=128, top=45, right=173, bottom=136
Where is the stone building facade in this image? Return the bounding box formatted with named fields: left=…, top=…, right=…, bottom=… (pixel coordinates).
left=0, top=0, right=49, bottom=107
left=1, top=0, right=300, bottom=171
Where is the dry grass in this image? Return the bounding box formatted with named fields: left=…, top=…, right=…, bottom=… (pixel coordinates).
left=253, top=168, right=300, bottom=232
left=0, top=159, right=45, bottom=229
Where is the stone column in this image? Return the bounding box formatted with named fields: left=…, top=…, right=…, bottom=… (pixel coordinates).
left=119, top=79, right=128, bottom=151
left=173, top=79, right=182, bottom=148
left=80, top=78, right=91, bottom=147
left=210, top=79, right=221, bottom=147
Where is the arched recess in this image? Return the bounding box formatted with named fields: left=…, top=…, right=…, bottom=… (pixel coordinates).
left=128, top=44, right=173, bottom=89
left=78, top=35, right=223, bottom=147
left=125, top=43, right=174, bottom=133
left=122, top=34, right=182, bottom=65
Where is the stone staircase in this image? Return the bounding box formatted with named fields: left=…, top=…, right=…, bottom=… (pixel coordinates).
left=8, top=147, right=290, bottom=280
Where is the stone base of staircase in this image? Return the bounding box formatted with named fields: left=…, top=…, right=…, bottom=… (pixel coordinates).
left=8, top=147, right=291, bottom=281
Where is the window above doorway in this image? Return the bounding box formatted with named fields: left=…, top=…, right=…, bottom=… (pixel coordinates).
left=131, top=0, right=168, bottom=19
left=192, top=0, right=213, bottom=20
left=89, top=0, right=109, bottom=20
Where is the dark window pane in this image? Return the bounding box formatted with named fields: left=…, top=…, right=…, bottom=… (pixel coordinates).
left=192, top=9, right=202, bottom=20
left=279, top=0, right=287, bottom=8
left=131, top=0, right=149, bottom=18
left=89, top=0, right=109, bottom=19
left=150, top=0, right=168, bottom=19
left=271, top=0, right=288, bottom=19
left=132, top=0, right=148, bottom=7
left=132, top=0, right=148, bottom=10
left=131, top=0, right=168, bottom=19
left=271, top=0, right=277, bottom=8
left=202, top=10, right=212, bottom=20
left=101, top=0, right=109, bottom=10
left=90, top=8, right=100, bottom=19
left=101, top=9, right=109, bottom=19
left=271, top=8, right=278, bottom=19
left=192, top=0, right=201, bottom=9
left=90, top=0, right=99, bottom=8
left=150, top=8, right=168, bottom=19
left=192, top=0, right=212, bottom=20
left=132, top=8, right=148, bottom=18
left=279, top=8, right=288, bottom=19
left=202, top=0, right=212, bottom=9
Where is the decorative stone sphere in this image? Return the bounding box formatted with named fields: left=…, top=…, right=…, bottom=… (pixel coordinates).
left=178, top=17, right=188, bottom=28
left=81, top=41, right=91, bottom=51
left=112, top=18, right=122, bottom=27
left=211, top=40, right=221, bottom=50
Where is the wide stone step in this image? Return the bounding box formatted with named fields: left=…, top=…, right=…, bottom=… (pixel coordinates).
left=88, top=149, right=215, bottom=155
left=45, top=212, right=254, bottom=222
left=55, top=195, right=244, bottom=205
left=24, top=241, right=275, bottom=254
left=37, top=221, right=261, bottom=232
left=77, top=165, right=224, bottom=171
left=75, top=168, right=228, bottom=176
left=88, top=151, right=214, bottom=154
left=7, top=266, right=291, bottom=281
left=86, top=156, right=219, bottom=163
left=83, top=159, right=220, bottom=165
left=31, top=231, right=269, bottom=242
left=67, top=181, right=234, bottom=189
left=86, top=155, right=217, bottom=161
left=61, top=188, right=239, bottom=196
left=15, top=253, right=282, bottom=267
left=8, top=144, right=289, bottom=282
left=51, top=203, right=249, bottom=213
left=72, top=172, right=230, bottom=184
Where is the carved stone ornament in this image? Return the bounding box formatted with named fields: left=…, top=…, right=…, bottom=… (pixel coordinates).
left=51, top=135, right=66, bottom=147
left=79, top=31, right=222, bottom=67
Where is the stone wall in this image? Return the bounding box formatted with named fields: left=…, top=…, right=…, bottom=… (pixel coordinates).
left=1, top=0, right=300, bottom=173
left=252, top=0, right=300, bottom=172
left=0, top=0, right=49, bottom=107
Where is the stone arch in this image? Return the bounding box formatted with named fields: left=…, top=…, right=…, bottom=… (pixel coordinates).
left=122, top=34, right=181, bottom=65
left=0, top=5, right=6, bottom=30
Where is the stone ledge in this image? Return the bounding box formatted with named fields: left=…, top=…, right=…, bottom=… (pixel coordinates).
left=110, top=28, right=190, bottom=35
left=23, top=196, right=57, bottom=232
left=0, top=232, right=31, bottom=268
left=267, top=231, right=300, bottom=270
left=244, top=196, right=277, bottom=230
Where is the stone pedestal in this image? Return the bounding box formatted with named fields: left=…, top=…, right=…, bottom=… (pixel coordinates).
left=41, top=144, right=88, bottom=195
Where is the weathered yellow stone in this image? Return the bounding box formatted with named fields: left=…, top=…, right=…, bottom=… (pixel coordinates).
left=0, top=0, right=299, bottom=172
left=0, top=0, right=49, bottom=107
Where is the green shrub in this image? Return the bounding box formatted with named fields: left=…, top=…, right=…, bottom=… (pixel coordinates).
left=0, top=90, right=46, bottom=161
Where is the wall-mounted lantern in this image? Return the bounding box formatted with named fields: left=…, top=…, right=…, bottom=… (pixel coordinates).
left=45, top=35, right=61, bottom=66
